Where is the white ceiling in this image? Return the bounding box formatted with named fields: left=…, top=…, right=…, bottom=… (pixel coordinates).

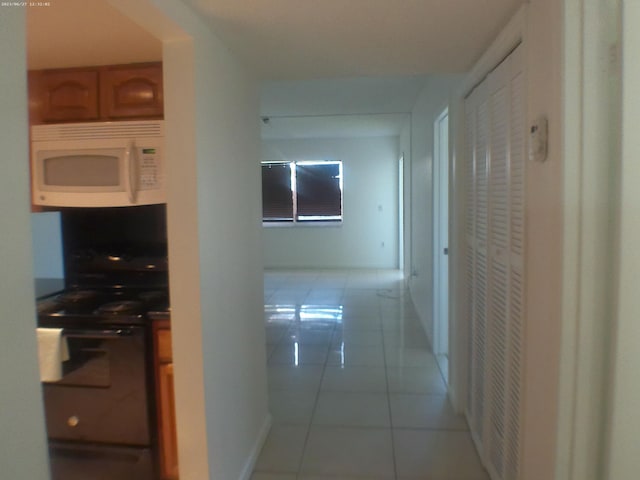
left=260, top=75, right=434, bottom=117
left=182, top=0, right=523, bottom=80
left=27, top=0, right=522, bottom=78
left=27, top=0, right=162, bottom=69
left=261, top=113, right=409, bottom=140
left=26, top=0, right=522, bottom=138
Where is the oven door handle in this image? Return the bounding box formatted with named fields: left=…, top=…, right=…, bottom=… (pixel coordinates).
left=62, top=328, right=135, bottom=339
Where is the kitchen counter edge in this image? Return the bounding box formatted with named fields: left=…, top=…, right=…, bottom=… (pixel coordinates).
left=35, top=278, right=66, bottom=299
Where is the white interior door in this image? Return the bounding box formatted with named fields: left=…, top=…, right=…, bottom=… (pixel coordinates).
left=433, top=109, right=450, bottom=360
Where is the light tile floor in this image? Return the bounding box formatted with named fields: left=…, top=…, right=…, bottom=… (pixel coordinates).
left=252, top=269, right=489, bottom=480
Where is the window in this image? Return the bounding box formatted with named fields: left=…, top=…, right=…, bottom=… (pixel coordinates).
left=261, top=162, right=294, bottom=221
left=261, top=160, right=343, bottom=223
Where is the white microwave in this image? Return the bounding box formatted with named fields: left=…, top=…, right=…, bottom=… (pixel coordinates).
left=31, top=120, right=165, bottom=207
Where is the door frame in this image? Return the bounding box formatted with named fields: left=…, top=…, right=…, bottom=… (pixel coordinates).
left=398, top=153, right=405, bottom=271
left=433, top=107, right=450, bottom=360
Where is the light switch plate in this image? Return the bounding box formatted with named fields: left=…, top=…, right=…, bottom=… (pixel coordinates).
left=529, top=115, right=548, bottom=163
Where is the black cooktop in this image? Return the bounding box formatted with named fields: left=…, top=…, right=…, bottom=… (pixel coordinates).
left=37, top=287, right=169, bottom=327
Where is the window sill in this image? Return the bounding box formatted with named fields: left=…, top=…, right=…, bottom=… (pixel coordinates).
left=262, top=221, right=343, bottom=228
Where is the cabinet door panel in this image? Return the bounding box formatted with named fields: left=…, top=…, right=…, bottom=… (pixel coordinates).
left=100, top=64, right=163, bottom=119
left=157, top=329, right=173, bottom=363
left=158, top=362, right=179, bottom=479
left=38, top=70, right=99, bottom=122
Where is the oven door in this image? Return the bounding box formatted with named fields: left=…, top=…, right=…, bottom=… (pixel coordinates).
left=42, top=327, right=151, bottom=446
left=49, top=441, right=154, bottom=480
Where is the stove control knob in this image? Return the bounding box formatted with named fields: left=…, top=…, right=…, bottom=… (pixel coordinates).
left=67, top=416, right=79, bottom=428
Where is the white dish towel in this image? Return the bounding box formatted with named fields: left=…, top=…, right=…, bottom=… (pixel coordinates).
left=37, top=328, right=70, bottom=382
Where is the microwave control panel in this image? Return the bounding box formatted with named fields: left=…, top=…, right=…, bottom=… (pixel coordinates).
left=138, top=147, right=161, bottom=190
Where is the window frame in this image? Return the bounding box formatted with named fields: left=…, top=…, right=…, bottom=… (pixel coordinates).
left=261, top=160, right=343, bottom=226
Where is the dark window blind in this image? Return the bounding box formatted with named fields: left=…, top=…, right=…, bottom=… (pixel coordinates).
left=296, top=163, right=342, bottom=220
left=262, top=163, right=293, bottom=221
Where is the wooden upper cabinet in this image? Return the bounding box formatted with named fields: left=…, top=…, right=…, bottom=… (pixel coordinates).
left=100, top=64, right=163, bottom=120
left=29, top=62, right=163, bottom=124
left=35, top=69, right=100, bottom=123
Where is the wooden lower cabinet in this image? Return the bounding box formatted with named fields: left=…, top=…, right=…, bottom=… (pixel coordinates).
left=154, top=321, right=179, bottom=479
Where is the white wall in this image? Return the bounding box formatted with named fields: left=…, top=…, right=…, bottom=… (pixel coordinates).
left=108, top=2, right=269, bottom=480
left=604, top=1, right=640, bottom=478
left=407, top=75, right=462, bottom=345
left=452, top=4, right=564, bottom=479
left=0, top=7, right=51, bottom=479
left=31, top=212, right=64, bottom=279
left=261, top=76, right=428, bottom=117
left=557, top=1, right=621, bottom=479
left=262, top=136, right=399, bottom=269
left=520, top=2, right=564, bottom=479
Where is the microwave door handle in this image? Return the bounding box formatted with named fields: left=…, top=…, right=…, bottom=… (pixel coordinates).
left=125, top=141, right=138, bottom=203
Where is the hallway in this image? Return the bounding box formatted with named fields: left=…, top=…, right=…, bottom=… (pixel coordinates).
left=252, top=270, right=488, bottom=479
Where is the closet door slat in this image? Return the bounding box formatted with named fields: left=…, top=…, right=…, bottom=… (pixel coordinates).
left=487, top=71, right=510, bottom=478
left=464, top=92, right=478, bottom=425
left=504, top=53, right=526, bottom=480
left=473, top=95, right=490, bottom=444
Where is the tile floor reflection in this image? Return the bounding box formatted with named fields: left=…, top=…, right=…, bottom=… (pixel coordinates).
left=252, top=269, right=489, bottom=480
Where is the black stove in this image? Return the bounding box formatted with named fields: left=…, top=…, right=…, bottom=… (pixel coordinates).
left=37, top=287, right=169, bottom=327
left=40, top=205, right=169, bottom=480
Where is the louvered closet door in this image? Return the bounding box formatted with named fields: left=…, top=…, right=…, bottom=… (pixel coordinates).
left=486, top=55, right=510, bottom=479
left=469, top=82, right=491, bottom=448
left=464, top=88, right=477, bottom=427
left=464, top=43, right=525, bottom=480
left=504, top=45, right=525, bottom=480
left=464, top=87, right=479, bottom=439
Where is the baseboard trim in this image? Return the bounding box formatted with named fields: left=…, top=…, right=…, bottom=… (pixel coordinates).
left=238, top=413, right=272, bottom=480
